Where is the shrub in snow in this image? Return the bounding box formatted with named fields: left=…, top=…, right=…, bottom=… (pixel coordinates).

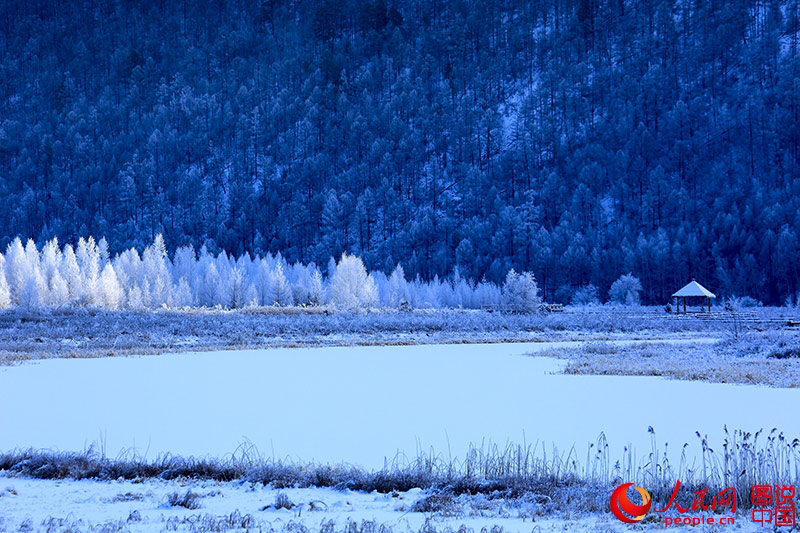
left=330, top=253, right=378, bottom=311
left=166, top=490, right=202, bottom=510
left=735, top=296, right=762, bottom=308
left=784, top=293, right=796, bottom=308
left=273, top=492, right=295, bottom=510
left=503, top=269, right=540, bottom=313
left=571, top=284, right=600, bottom=306
left=724, top=296, right=762, bottom=312
left=608, top=273, right=642, bottom=305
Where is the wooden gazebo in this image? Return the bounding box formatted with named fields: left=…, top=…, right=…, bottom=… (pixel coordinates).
left=672, top=280, right=716, bottom=313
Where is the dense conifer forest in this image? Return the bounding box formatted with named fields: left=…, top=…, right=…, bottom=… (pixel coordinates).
left=1, top=0, right=798, bottom=303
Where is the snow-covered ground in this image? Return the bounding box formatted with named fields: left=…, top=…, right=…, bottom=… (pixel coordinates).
left=4, top=305, right=758, bottom=365
left=0, top=475, right=769, bottom=532
left=0, top=339, right=792, bottom=471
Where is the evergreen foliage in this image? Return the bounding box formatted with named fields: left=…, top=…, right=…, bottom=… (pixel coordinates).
left=0, top=1, right=797, bottom=303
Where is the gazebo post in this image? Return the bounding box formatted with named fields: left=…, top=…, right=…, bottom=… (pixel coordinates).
left=683, top=297, right=686, bottom=313
left=709, top=297, right=711, bottom=312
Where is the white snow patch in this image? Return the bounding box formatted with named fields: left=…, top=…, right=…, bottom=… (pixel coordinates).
left=0, top=476, right=770, bottom=532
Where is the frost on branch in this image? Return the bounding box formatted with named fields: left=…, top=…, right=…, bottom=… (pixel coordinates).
left=503, top=270, right=541, bottom=313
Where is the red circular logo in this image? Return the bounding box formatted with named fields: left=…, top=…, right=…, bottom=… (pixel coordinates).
left=610, top=483, right=652, bottom=523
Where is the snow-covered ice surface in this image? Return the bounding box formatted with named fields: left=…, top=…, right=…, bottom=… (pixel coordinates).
left=1, top=338, right=793, bottom=471
left=0, top=476, right=768, bottom=532
left=1, top=339, right=797, bottom=532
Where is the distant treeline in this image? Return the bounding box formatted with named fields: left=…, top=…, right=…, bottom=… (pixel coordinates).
left=0, top=0, right=798, bottom=303
left=0, top=235, right=546, bottom=312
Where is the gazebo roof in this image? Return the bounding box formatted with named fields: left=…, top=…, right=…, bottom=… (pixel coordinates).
left=672, top=280, right=715, bottom=298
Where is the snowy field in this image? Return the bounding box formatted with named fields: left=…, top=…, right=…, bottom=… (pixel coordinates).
left=0, top=339, right=791, bottom=469
left=0, top=307, right=740, bottom=364
left=0, top=476, right=772, bottom=533
left=2, top=339, right=799, bottom=532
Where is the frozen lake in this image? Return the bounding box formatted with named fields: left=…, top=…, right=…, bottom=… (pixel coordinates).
left=1, top=340, right=797, bottom=470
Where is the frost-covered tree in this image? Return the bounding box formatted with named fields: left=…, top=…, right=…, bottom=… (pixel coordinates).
left=141, top=234, right=172, bottom=308
left=330, top=253, right=378, bottom=311
left=60, top=244, right=82, bottom=303
left=309, top=267, right=325, bottom=306
left=76, top=237, right=101, bottom=305
left=19, top=270, right=45, bottom=310
left=268, top=262, right=294, bottom=306
left=14, top=240, right=47, bottom=310
left=244, top=283, right=258, bottom=307
left=608, top=274, right=643, bottom=305
left=100, top=264, right=124, bottom=310
left=49, top=270, right=70, bottom=308
left=173, top=277, right=194, bottom=307
left=387, top=264, right=410, bottom=308
left=0, top=257, right=11, bottom=309
left=571, top=284, right=600, bottom=306
left=0, top=0, right=798, bottom=304
left=326, top=257, right=337, bottom=280
left=253, top=259, right=272, bottom=306
left=40, top=239, right=70, bottom=308
left=199, top=262, right=222, bottom=307
left=451, top=268, right=474, bottom=308
left=173, top=246, right=197, bottom=292
left=4, top=238, right=26, bottom=304
left=97, top=238, right=110, bottom=269
left=503, top=270, right=540, bottom=313
left=127, top=284, right=145, bottom=310
left=421, top=276, right=444, bottom=308
left=0, top=235, right=557, bottom=313
left=290, top=263, right=312, bottom=305
left=40, top=238, right=61, bottom=289
left=230, top=266, right=248, bottom=308
left=212, top=251, right=235, bottom=308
